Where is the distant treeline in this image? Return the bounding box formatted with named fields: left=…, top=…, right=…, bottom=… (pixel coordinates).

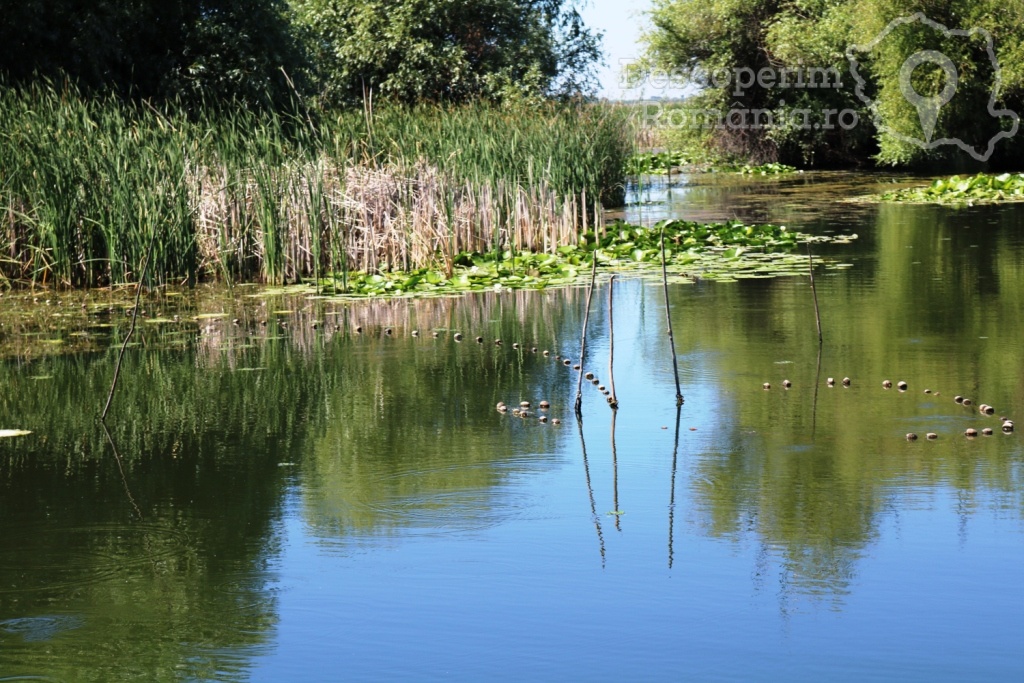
left=0, top=0, right=601, bottom=108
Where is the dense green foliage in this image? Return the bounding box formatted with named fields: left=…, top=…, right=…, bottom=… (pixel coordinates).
left=881, top=172, right=1024, bottom=204
left=642, top=0, right=1024, bottom=168
left=0, top=83, right=630, bottom=288
left=624, top=150, right=692, bottom=175
left=291, top=0, right=601, bottom=105
left=0, top=0, right=600, bottom=107
left=0, top=0, right=304, bottom=107
left=624, top=150, right=796, bottom=175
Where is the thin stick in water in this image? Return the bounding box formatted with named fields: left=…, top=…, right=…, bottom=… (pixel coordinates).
left=574, top=254, right=598, bottom=418
left=607, top=275, right=618, bottom=409
left=807, top=242, right=823, bottom=345
left=101, top=238, right=153, bottom=421
left=660, top=224, right=683, bottom=406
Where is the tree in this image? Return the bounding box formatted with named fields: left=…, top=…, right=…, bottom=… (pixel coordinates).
left=643, top=0, right=873, bottom=165
left=290, top=0, right=602, bottom=105
left=0, top=0, right=305, bottom=107
left=642, top=0, right=1024, bottom=168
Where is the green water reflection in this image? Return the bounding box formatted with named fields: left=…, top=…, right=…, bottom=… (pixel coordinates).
left=0, top=175, right=1022, bottom=680
left=0, top=291, right=589, bottom=680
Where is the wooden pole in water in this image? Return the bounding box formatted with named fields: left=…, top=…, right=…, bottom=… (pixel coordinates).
left=807, top=243, right=823, bottom=345
left=101, top=236, right=154, bottom=422
left=660, top=224, right=683, bottom=406
left=575, top=254, right=598, bottom=419
left=607, top=275, right=618, bottom=409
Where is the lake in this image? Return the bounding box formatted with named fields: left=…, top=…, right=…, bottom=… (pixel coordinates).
left=1, top=172, right=1022, bottom=681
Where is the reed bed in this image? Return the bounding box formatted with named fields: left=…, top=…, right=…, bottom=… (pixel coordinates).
left=0, top=83, right=631, bottom=288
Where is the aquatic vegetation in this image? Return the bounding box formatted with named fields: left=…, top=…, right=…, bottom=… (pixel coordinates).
left=624, top=151, right=692, bottom=175
left=731, top=162, right=798, bottom=175
left=624, top=153, right=797, bottom=177
left=301, top=218, right=855, bottom=297
left=879, top=173, right=1024, bottom=205
left=0, top=83, right=631, bottom=288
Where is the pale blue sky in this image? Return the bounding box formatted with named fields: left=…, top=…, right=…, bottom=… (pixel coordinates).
left=579, top=0, right=685, bottom=99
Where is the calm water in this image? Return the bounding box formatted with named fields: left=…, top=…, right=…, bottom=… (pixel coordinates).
left=1, top=173, right=1022, bottom=681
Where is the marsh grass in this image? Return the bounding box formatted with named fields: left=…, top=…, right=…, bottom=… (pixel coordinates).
left=0, top=83, right=631, bottom=288
left=879, top=173, right=1024, bottom=205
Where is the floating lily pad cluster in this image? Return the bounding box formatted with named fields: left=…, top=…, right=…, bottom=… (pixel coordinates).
left=880, top=173, right=1024, bottom=205
left=624, top=151, right=693, bottom=175
left=624, top=152, right=797, bottom=177
left=730, top=162, right=797, bottom=175
left=311, top=220, right=856, bottom=297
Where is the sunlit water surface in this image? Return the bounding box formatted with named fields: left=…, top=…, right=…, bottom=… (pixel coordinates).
left=1, top=172, right=1022, bottom=681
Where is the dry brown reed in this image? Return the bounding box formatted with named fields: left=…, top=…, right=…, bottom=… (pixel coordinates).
left=192, top=158, right=600, bottom=283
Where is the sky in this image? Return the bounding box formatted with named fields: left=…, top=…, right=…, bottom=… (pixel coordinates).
left=579, top=0, right=686, bottom=100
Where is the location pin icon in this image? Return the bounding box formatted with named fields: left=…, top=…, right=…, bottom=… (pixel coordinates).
left=899, top=50, right=958, bottom=143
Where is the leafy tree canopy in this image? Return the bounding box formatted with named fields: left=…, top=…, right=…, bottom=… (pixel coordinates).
left=643, top=0, right=1024, bottom=168
left=291, top=0, right=602, bottom=105
left=0, top=0, right=304, bottom=108
left=0, top=0, right=601, bottom=108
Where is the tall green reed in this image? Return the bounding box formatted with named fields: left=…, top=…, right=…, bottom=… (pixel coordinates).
left=0, top=82, right=631, bottom=288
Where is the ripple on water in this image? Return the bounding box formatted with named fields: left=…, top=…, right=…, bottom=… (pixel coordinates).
left=0, top=615, right=83, bottom=642
left=0, top=523, right=194, bottom=595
